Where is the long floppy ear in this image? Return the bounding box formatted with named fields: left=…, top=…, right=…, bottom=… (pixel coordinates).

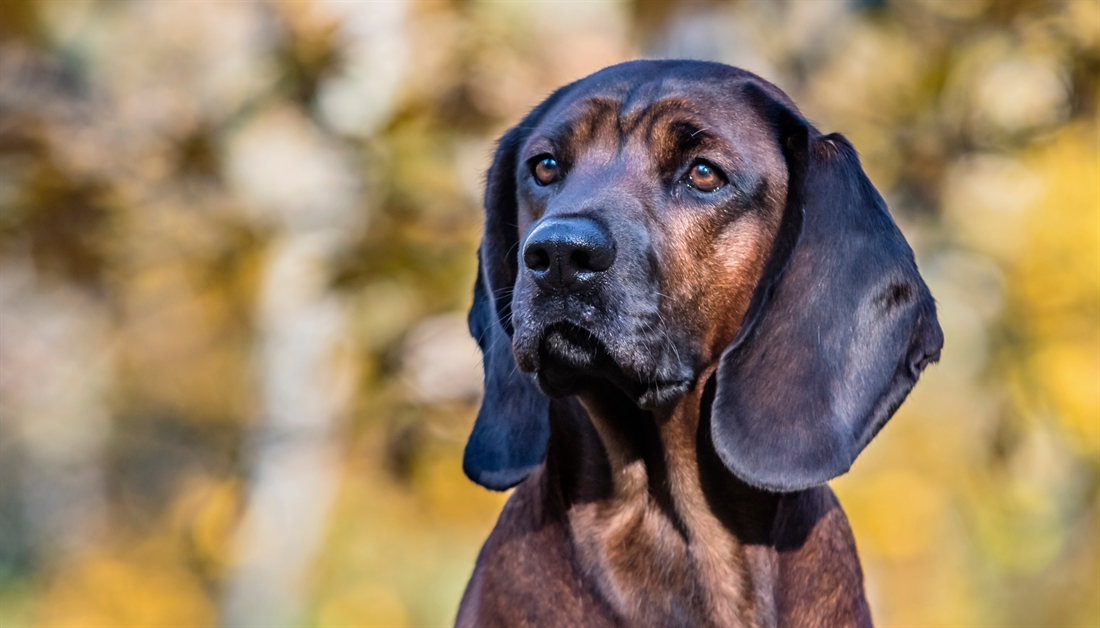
left=464, top=254, right=549, bottom=490
left=463, top=92, right=571, bottom=489
left=710, top=85, right=944, bottom=493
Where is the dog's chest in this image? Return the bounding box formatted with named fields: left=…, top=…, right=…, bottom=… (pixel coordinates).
left=566, top=460, right=778, bottom=628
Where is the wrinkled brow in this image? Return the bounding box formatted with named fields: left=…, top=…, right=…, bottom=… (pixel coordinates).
left=531, top=98, right=714, bottom=154
left=527, top=97, right=763, bottom=197
left=524, top=98, right=621, bottom=163
left=648, top=114, right=767, bottom=204
left=649, top=118, right=723, bottom=172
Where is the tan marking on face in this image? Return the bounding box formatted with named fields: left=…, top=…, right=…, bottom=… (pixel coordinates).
left=659, top=208, right=780, bottom=369
left=517, top=98, right=624, bottom=236
left=703, top=217, right=777, bottom=356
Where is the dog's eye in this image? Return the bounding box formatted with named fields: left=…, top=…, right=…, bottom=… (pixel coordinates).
left=684, top=161, right=725, bottom=193
left=532, top=157, right=562, bottom=186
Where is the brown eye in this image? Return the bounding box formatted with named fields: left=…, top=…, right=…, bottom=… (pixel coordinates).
left=533, top=157, right=562, bottom=186
left=685, top=161, right=724, bottom=193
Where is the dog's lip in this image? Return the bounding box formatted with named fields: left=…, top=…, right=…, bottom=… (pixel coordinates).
left=541, top=321, right=601, bottom=353
left=531, top=320, right=692, bottom=408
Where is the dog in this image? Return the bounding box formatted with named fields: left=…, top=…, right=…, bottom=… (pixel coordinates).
left=456, top=60, right=942, bottom=628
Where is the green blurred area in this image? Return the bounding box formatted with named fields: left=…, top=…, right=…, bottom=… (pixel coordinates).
left=0, top=1, right=1096, bottom=626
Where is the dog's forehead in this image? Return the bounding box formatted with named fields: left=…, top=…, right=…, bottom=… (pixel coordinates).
left=529, top=63, right=779, bottom=152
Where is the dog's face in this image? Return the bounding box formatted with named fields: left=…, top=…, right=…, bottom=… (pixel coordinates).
left=464, top=61, right=943, bottom=493
left=509, top=82, right=789, bottom=409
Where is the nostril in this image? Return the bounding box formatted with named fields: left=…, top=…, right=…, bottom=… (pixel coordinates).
left=583, top=244, right=614, bottom=272
left=570, top=250, right=591, bottom=271
left=524, top=247, right=551, bottom=272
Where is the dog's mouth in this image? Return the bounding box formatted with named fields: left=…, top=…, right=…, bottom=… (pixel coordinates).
left=540, top=322, right=607, bottom=372
left=534, top=321, right=690, bottom=409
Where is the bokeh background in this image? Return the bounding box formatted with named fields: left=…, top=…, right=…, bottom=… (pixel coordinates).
left=0, top=0, right=1097, bottom=626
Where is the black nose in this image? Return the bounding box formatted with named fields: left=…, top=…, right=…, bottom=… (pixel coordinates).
left=522, top=217, right=616, bottom=290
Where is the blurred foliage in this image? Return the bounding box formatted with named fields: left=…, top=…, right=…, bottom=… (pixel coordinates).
left=0, top=0, right=1097, bottom=626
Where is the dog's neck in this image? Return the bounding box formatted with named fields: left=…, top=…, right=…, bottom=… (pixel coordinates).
left=542, top=376, right=782, bottom=627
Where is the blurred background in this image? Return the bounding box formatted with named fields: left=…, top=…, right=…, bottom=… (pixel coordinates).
left=0, top=0, right=1096, bottom=626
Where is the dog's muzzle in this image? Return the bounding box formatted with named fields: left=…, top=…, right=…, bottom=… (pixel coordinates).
left=514, top=217, right=690, bottom=408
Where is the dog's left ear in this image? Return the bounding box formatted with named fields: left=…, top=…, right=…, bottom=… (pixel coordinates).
left=710, top=83, right=944, bottom=493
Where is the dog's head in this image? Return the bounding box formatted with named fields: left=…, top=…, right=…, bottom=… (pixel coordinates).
left=465, top=60, right=943, bottom=492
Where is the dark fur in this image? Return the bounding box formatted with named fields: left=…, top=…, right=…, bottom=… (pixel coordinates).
left=459, top=60, right=943, bottom=628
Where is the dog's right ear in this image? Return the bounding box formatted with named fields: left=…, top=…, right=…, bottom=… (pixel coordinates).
left=463, top=105, right=566, bottom=489
left=464, top=254, right=549, bottom=490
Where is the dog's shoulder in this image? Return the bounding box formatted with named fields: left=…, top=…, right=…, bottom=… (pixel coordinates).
left=773, top=486, right=874, bottom=628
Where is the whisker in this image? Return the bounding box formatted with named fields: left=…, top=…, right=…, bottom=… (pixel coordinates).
left=655, top=310, right=684, bottom=374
